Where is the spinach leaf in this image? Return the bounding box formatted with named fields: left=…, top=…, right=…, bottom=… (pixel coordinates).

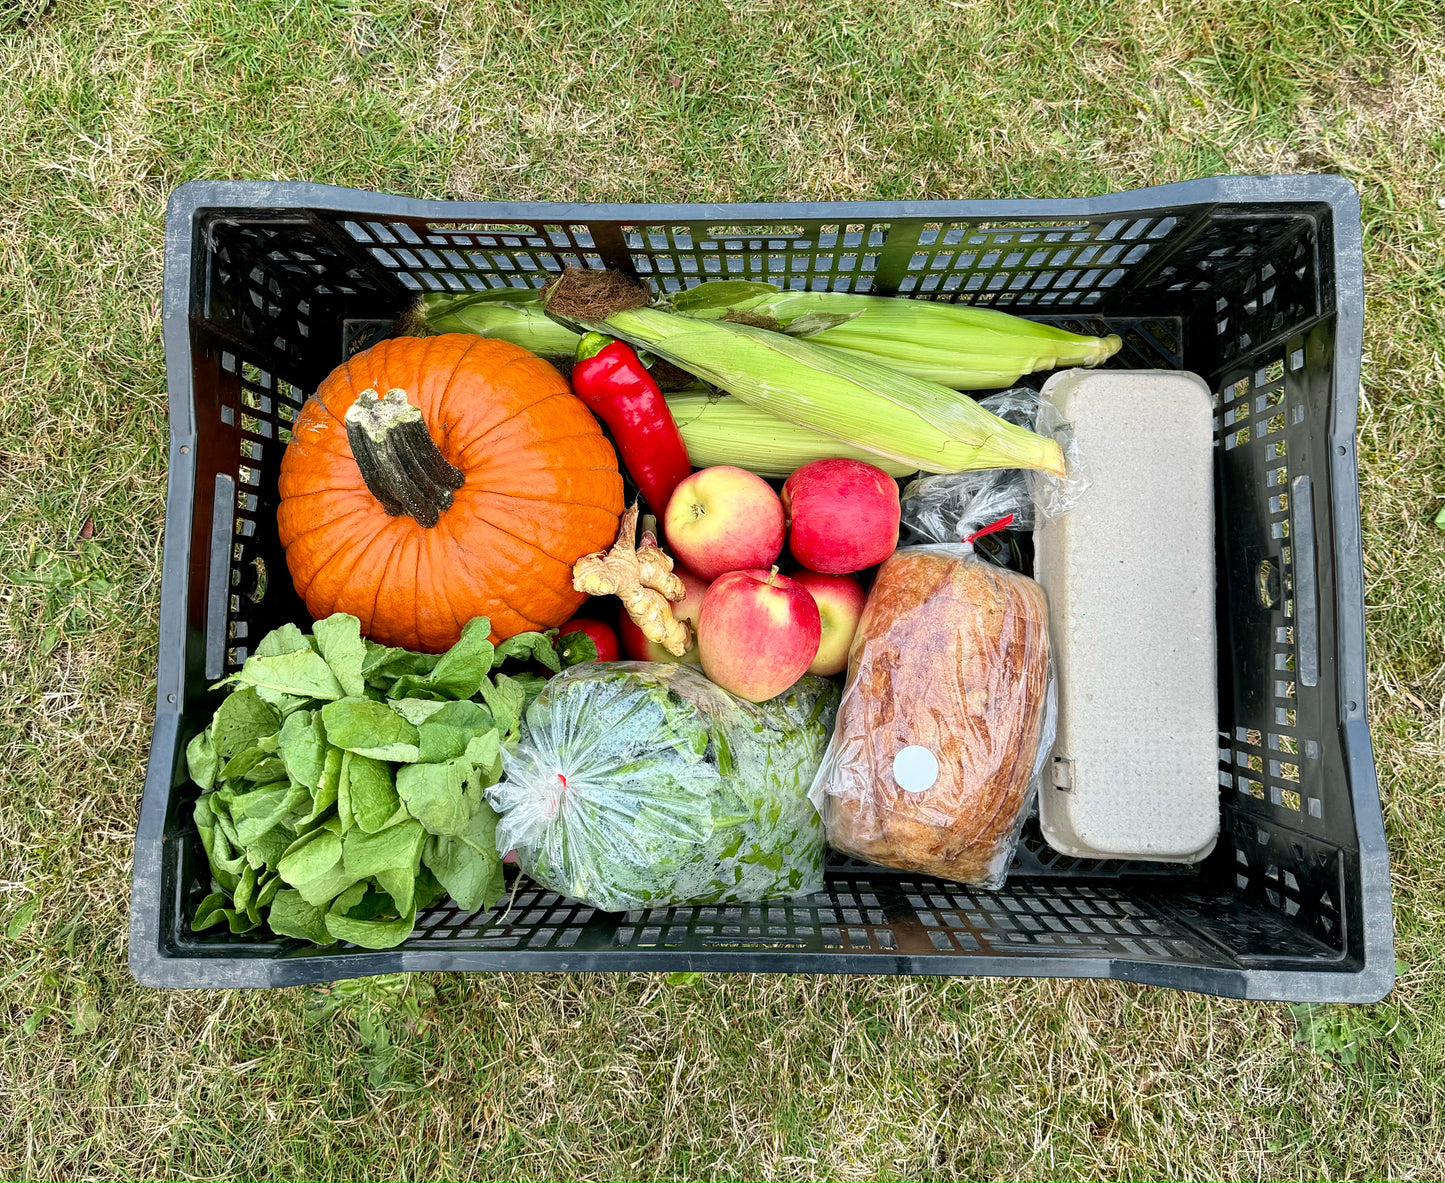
left=395, top=759, right=471, bottom=837
left=477, top=673, right=527, bottom=735
left=341, top=751, right=402, bottom=833
left=277, top=829, right=343, bottom=888
left=186, top=729, right=219, bottom=790
left=320, top=697, right=421, bottom=762
left=494, top=630, right=561, bottom=674
left=238, top=647, right=346, bottom=702
left=267, top=889, right=334, bottom=945
left=254, top=623, right=312, bottom=659
left=423, top=805, right=505, bottom=914
left=210, top=687, right=281, bottom=759
left=312, top=613, right=367, bottom=698
left=324, top=905, right=416, bottom=950
left=342, top=819, right=425, bottom=880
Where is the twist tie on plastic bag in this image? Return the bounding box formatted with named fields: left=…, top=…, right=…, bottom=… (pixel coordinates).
left=964, top=513, right=1015, bottom=546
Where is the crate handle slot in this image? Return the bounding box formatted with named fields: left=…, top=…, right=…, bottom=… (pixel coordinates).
left=1290, top=474, right=1319, bottom=688
left=205, top=473, right=236, bottom=681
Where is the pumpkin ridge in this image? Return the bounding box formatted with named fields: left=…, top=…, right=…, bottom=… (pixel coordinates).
left=437, top=523, right=550, bottom=633
left=456, top=427, right=620, bottom=471
left=289, top=509, right=396, bottom=602
left=448, top=386, right=583, bottom=455
left=450, top=512, right=581, bottom=579
left=456, top=492, right=620, bottom=564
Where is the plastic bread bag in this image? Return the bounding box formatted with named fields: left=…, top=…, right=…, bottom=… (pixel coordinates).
left=901, top=387, right=1089, bottom=544
left=491, top=662, right=839, bottom=912
left=809, top=528, right=1056, bottom=889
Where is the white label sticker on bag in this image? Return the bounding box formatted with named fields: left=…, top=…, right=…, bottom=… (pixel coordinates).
left=892, top=745, right=939, bottom=793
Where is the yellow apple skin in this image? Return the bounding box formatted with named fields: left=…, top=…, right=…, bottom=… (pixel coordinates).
left=792, top=570, right=867, bottom=676
left=664, top=466, right=785, bottom=581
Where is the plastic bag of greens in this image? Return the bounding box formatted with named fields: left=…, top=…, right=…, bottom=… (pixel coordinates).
left=491, top=662, right=839, bottom=911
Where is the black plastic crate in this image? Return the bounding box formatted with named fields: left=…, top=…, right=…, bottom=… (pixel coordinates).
left=129, top=177, right=1392, bottom=1000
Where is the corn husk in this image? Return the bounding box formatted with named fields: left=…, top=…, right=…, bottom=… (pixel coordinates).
left=666, top=390, right=920, bottom=478
left=417, top=289, right=581, bottom=359
left=570, top=306, right=1064, bottom=477
left=669, top=281, right=1121, bottom=389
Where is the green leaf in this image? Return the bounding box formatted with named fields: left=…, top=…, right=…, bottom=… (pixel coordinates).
left=229, top=787, right=295, bottom=845
left=396, top=759, right=473, bottom=837
left=477, top=673, right=527, bottom=735
left=254, top=622, right=312, bottom=659
left=556, top=630, right=599, bottom=667
left=494, top=630, right=561, bottom=674
left=192, top=892, right=233, bottom=931
left=237, top=647, right=346, bottom=702
left=296, top=864, right=362, bottom=908
left=427, top=616, right=497, bottom=695
left=666, top=971, right=704, bottom=988
left=390, top=617, right=496, bottom=700
left=417, top=700, right=496, bottom=764
left=297, top=746, right=343, bottom=825
left=320, top=697, right=421, bottom=762
left=267, top=889, right=335, bottom=945
left=186, top=729, right=219, bottom=790
left=1435, top=505, right=1445, bottom=531
left=245, top=826, right=294, bottom=872
left=342, top=819, right=426, bottom=879
left=312, top=613, right=368, bottom=698
left=277, top=710, right=326, bottom=790
left=6, top=896, right=43, bottom=940
left=343, top=752, right=402, bottom=833
left=374, top=866, right=418, bottom=916
left=390, top=697, right=449, bottom=726
left=324, top=905, right=417, bottom=950
left=277, top=830, right=343, bottom=887
left=209, top=687, right=282, bottom=759
left=423, top=804, right=505, bottom=914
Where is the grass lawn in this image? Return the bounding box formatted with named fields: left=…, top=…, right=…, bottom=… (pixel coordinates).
left=3, top=0, right=1444, bottom=1177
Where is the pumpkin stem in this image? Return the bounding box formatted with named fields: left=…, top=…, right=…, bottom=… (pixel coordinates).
left=345, top=388, right=464, bottom=528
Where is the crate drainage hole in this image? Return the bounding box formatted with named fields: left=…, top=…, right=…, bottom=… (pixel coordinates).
left=1257, top=559, right=1280, bottom=608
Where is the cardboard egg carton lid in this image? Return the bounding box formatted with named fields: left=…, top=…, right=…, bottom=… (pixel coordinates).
left=1034, top=368, right=1220, bottom=863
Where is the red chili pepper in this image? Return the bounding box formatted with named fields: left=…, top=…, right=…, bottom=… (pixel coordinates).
left=571, top=333, right=693, bottom=514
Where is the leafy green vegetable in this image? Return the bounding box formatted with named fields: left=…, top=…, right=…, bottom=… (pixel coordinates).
left=492, top=664, right=838, bottom=911
left=320, top=698, right=421, bottom=762
left=493, top=630, right=561, bottom=674
left=210, top=687, right=281, bottom=759
left=237, top=646, right=346, bottom=702
left=311, top=613, right=367, bottom=697
left=187, top=614, right=542, bottom=950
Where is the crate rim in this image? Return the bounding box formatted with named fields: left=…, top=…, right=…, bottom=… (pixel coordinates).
left=131, top=174, right=1392, bottom=1001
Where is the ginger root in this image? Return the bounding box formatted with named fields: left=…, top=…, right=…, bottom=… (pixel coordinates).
left=573, top=503, right=692, bottom=656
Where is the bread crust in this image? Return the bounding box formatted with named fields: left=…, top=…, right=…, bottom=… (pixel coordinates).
left=819, top=548, right=1050, bottom=885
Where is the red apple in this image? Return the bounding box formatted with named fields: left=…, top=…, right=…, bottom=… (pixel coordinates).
left=791, top=571, right=867, bottom=676
left=556, top=617, right=620, bottom=663
left=618, top=565, right=710, bottom=664
left=664, top=466, right=785, bottom=581
left=782, top=458, right=900, bottom=574
left=698, top=568, right=821, bottom=702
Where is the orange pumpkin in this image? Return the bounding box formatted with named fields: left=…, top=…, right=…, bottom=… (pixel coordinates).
left=277, top=334, right=623, bottom=651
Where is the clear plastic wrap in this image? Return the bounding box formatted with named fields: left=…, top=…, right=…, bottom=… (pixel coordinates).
left=901, top=387, right=1088, bottom=543
left=492, top=662, right=839, bottom=911
left=809, top=543, right=1055, bottom=888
